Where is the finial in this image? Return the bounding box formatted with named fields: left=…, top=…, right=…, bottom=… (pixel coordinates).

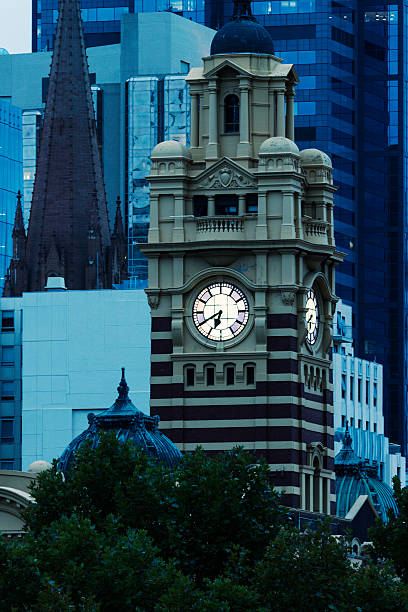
left=116, top=195, right=121, bottom=206
left=17, top=190, right=22, bottom=204
left=343, top=420, right=353, bottom=449
left=117, top=367, right=129, bottom=400
left=233, top=0, right=255, bottom=20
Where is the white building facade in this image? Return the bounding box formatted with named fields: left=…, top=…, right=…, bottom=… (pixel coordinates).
left=333, top=300, right=406, bottom=488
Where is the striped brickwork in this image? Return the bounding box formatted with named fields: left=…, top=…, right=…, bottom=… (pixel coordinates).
left=150, top=312, right=336, bottom=513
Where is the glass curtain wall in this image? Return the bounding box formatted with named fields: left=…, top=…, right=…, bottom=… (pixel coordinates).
left=126, top=75, right=191, bottom=286
left=0, top=102, right=23, bottom=291
left=32, top=0, right=134, bottom=51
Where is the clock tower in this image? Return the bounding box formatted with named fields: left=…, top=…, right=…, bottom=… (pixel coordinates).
left=142, top=2, right=344, bottom=513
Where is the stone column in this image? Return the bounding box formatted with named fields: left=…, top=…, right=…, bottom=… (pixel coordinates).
left=206, top=79, right=219, bottom=159
left=276, top=90, right=285, bottom=137
left=238, top=195, right=246, bottom=216
left=173, top=195, right=185, bottom=243
left=268, top=88, right=276, bottom=138
left=191, top=93, right=199, bottom=148
left=148, top=195, right=159, bottom=242
left=238, top=78, right=251, bottom=157
left=256, top=191, right=267, bottom=240
left=319, top=476, right=324, bottom=514
left=208, top=195, right=215, bottom=217
left=286, top=87, right=295, bottom=141
left=301, top=472, right=306, bottom=510
left=281, top=191, right=296, bottom=239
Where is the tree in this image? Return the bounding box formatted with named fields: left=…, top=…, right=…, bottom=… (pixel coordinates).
left=371, top=476, right=408, bottom=582
left=1, top=434, right=407, bottom=611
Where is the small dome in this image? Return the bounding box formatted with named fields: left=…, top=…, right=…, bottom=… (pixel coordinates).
left=151, top=140, right=192, bottom=160
left=300, top=148, right=332, bottom=168
left=0, top=48, right=9, bottom=56
left=335, top=428, right=398, bottom=522
left=259, top=136, right=299, bottom=156
left=211, top=18, right=274, bottom=56
left=57, top=369, right=182, bottom=474
left=27, top=460, right=52, bottom=474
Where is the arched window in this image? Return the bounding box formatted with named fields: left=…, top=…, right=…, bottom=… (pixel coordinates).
left=224, top=94, right=240, bottom=133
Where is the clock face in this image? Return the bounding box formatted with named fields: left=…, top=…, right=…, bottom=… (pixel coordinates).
left=192, top=282, right=250, bottom=342
left=305, top=288, right=319, bottom=345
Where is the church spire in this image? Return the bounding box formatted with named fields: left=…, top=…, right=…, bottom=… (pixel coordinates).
left=5, top=0, right=125, bottom=296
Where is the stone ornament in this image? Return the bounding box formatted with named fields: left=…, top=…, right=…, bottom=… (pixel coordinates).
left=197, top=163, right=256, bottom=190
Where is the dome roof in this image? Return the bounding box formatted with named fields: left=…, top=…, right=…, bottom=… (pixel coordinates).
left=259, top=136, right=300, bottom=156
left=300, top=148, right=332, bottom=168
left=27, top=460, right=52, bottom=474
left=57, top=369, right=182, bottom=474
left=335, top=427, right=398, bottom=522
left=211, top=1, right=274, bottom=56
left=151, top=140, right=192, bottom=160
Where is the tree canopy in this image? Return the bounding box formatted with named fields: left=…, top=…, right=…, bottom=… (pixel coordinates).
left=1, top=434, right=408, bottom=611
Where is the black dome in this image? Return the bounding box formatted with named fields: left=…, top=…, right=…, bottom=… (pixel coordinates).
left=57, top=369, right=182, bottom=473
left=210, top=10, right=274, bottom=56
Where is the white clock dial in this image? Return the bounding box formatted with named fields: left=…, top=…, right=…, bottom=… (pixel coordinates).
left=192, top=282, right=249, bottom=342
left=305, top=288, right=319, bottom=345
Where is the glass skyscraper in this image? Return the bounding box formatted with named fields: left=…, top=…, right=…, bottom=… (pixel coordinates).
left=32, top=0, right=408, bottom=453
left=0, top=101, right=23, bottom=291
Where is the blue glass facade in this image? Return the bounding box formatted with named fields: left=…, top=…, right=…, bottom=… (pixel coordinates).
left=126, top=76, right=190, bottom=285
left=32, top=0, right=134, bottom=51
left=0, top=102, right=23, bottom=291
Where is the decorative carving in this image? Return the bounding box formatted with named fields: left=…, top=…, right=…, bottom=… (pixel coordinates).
left=147, top=293, right=160, bottom=310
left=281, top=290, right=296, bottom=306
left=197, top=163, right=256, bottom=190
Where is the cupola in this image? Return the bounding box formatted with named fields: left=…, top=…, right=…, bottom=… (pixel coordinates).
left=57, top=369, right=182, bottom=473
left=210, top=0, right=275, bottom=56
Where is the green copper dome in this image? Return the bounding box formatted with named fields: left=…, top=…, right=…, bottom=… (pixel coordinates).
left=58, top=369, right=182, bottom=473
left=335, top=427, right=398, bottom=522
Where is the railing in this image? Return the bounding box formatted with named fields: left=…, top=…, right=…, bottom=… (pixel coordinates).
left=333, top=324, right=353, bottom=343
left=302, top=217, right=329, bottom=237
left=196, top=216, right=244, bottom=233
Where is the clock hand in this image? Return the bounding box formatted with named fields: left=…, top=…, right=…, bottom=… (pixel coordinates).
left=199, top=309, right=223, bottom=326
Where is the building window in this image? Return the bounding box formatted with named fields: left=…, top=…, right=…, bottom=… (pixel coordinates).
left=365, top=420, right=369, bottom=430
left=1, top=381, right=14, bottom=401
left=366, top=380, right=369, bottom=404
left=0, top=419, right=13, bottom=441
left=193, top=195, right=208, bottom=217
left=206, top=366, right=215, bottom=386
left=373, top=383, right=377, bottom=407
left=246, top=194, right=258, bottom=214
left=341, top=374, right=346, bottom=399
left=226, top=365, right=235, bottom=386
left=185, top=366, right=195, bottom=387
left=0, top=461, right=13, bottom=469
left=224, top=94, right=240, bottom=133
left=358, top=379, right=361, bottom=403
left=341, top=415, right=346, bottom=427
left=215, top=194, right=238, bottom=215
left=373, top=423, right=377, bottom=432
left=1, top=311, right=14, bottom=331
left=350, top=376, right=354, bottom=401
left=350, top=417, right=354, bottom=426
left=1, top=347, right=14, bottom=366
left=358, top=419, right=361, bottom=429
left=245, top=364, right=255, bottom=386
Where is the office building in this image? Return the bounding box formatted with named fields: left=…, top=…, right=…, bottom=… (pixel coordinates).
left=333, top=300, right=406, bottom=489
left=0, top=102, right=22, bottom=293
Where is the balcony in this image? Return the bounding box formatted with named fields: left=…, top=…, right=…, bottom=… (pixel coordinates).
left=302, top=217, right=329, bottom=245
left=195, top=216, right=245, bottom=239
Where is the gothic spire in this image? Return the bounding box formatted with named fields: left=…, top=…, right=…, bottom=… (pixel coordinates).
left=6, top=0, right=125, bottom=295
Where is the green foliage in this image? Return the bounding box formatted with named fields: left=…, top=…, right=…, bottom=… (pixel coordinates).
left=371, top=477, right=408, bottom=583
left=1, top=434, right=407, bottom=611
